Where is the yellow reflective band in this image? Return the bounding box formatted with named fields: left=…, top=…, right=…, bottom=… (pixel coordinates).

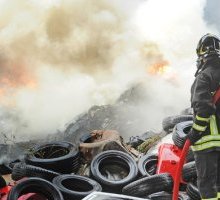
left=192, top=141, right=220, bottom=151
left=199, top=44, right=206, bottom=55
left=201, top=198, right=217, bottom=200
left=218, top=193, right=220, bottom=198
left=210, top=115, right=218, bottom=135
left=196, top=115, right=210, bottom=122
left=195, top=135, right=220, bottom=145
left=192, top=123, right=207, bottom=132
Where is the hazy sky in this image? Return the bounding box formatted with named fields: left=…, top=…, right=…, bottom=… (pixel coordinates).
left=204, top=0, right=220, bottom=32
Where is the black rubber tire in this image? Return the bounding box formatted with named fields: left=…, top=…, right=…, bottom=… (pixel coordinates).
left=53, top=174, right=102, bottom=200
left=186, top=148, right=195, bottom=162
left=148, top=191, right=172, bottom=200
left=180, top=108, right=193, bottom=115
left=7, top=177, right=64, bottom=200
left=138, top=154, right=158, bottom=176
left=8, top=159, right=22, bottom=170
left=122, top=173, right=173, bottom=197
left=186, top=183, right=201, bottom=200
left=25, top=141, right=80, bottom=174
left=11, top=163, right=60, bottom=182
left=162, top=115, right=193, bottom=133
left=0, top=174, right=6, bottom=189
left=179, top=192, right=191, bottom=200
left=79, top=133, right=92, bottom=143
left=0, top=164, right=12, bottom=175
left=182, top=161, right=197, bottom=182
left=172, top=121, right=193, bottom=148
left=148, top=191, right=190, bottom=200
left=90, top=150, right=138, bottom=193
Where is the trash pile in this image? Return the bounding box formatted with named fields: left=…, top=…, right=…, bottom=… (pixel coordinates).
left=0, top=83, right=161, bottom=163
left=0, top=107, right=202, bottom=200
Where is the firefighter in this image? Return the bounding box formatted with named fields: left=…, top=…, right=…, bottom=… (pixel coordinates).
left=187, top=33, right=220, bottom=200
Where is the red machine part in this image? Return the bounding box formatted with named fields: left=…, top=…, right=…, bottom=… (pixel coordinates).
left=156, top=143, right=185, bottom=184
left=172, top=139, right=191, bottom=200
left=0, top=185, right=12, bottom=199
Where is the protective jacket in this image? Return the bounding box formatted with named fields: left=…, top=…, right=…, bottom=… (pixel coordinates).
left=191, top=55, right=220, bottom=151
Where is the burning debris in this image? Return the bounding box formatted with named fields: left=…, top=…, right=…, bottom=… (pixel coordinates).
left=0, top=0, right=193, bottom=143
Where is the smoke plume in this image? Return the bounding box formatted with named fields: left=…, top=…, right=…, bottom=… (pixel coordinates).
left=0, top=0, right=218, bottom=141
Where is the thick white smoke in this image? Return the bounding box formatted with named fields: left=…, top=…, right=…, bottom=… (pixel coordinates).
left=0, top=0, right=218, bottom=141
left=129, top=0, right=219, bottom=132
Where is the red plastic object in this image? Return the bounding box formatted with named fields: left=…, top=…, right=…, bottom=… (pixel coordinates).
left=0, top=186, right=12, bottom=198
left=172, top=139, right=191, bottom=200
left=157, top=143, right=185, bottom=183
left=0, top=185, right=46, bottom=200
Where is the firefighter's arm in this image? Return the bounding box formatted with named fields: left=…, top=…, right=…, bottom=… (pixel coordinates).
left=191, top=73, right=215, bottom=133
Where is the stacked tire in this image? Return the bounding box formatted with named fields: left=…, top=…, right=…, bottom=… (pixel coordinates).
left=172, top=121, right=193, bottom=148
left=7, top=178, right=64, bottom=200
left=138, top=153, right=158, bottom=177
left=90, top=150, right=138, bottom=193
left=25, top=141, right=80, bottom=174
left=53, top=175, right=102, bottom=200
left=162, top=115, right=193, bottom=133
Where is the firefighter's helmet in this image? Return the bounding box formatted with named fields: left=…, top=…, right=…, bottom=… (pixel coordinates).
left=196, top=33, right=220, bottom=58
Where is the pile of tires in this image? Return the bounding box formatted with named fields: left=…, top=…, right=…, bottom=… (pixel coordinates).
left=2, top=109, right=198, bottom=200
left=124, top=111, right=196, bottom=199
left=6, top=141, right=103, bottom=200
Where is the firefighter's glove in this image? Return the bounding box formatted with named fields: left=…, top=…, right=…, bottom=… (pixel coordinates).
left=187, top=129, right=203, bottom=145
left=187, top=115, right=210, bottom=145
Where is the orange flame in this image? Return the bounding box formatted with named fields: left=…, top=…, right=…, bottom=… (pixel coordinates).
left=0, top=61, right=37, bottom=106
left=147, top=60, right=170, bottom=75
left=0, top=63, right=37, bottom=88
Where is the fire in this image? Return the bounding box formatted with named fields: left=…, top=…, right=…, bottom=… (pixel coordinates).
left=147, top=60, right=170, bottom=75
left=0, top=61, right=37, bottom=106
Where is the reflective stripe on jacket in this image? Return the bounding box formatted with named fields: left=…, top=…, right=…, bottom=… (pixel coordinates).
left=192, top=115, right=220, bottom=151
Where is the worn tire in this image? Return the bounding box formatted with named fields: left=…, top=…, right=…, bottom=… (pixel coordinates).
left=148, top=191, right=172, bottom=200
left=122, top=173, right=173, bottom=197
left=90, top=150, right=138, bottom=193
left=148, top=191, right=190, bottom=200
left=80, top=133, right=92, bottom=143
left=53, top=174, right=102, bottom=200
left=0, top=174, right=6, bottom=189
left=186, top=183, right=201, bottom=200
left=180, top=108, right=193, bottom=115
left=186, top=148, right=195, bottom=162
left=0, top=164, right=12, bottom=175
left=182, top=161, right=197, bottom=182
left=7, top=177, right=63, bottom=200
left=25, top=141, right=80, bottom=174
left=138, top=154, right=158, bottom=176
left=172, top=121, right=193, bottom=148
left=11, top=163, right=60, bottom=182
left=162, top=115, right=193, bottom=133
